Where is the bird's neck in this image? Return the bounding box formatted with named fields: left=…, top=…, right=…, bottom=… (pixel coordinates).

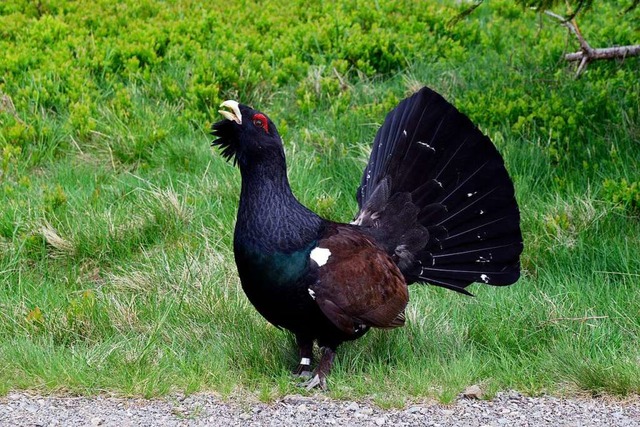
left=239, top=157, right=293, bottom=203
left=236, top=158, right=322, bottom=253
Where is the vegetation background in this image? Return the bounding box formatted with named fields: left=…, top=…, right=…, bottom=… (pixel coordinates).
left=0, top=0, right=638, bottom=404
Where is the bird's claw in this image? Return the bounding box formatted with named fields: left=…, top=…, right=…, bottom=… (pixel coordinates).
left=301, top=374, right=326, bottom=391
left=292, top=362, right=312, bottom=379
left=293, top=370, right=313, bottom=380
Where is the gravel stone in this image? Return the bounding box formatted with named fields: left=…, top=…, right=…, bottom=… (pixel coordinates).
left=0, top=392, right=639, bottom=426
left=462, top=385, right=484, bottom=400
left=347, top=402, right=360, bottom=411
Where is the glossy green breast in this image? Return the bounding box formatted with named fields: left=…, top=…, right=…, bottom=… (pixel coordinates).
left=233, top=241, right=319, bottom=330
left=236, top=241, right=314, bottom=283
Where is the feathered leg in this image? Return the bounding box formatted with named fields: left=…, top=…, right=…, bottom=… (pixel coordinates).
left=292, top=335, right=313, bottom=379
left=302, top=346, right=336, bottom=390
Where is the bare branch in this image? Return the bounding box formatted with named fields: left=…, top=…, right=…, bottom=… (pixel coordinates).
left=448, top=0, right=484, bottom=27
left=544, top=10, right=640, bottom=76
left=565, top=45, right=640, bottom=61
left=576, top=56, right=589, bottom=75
left=544, top=10, right=593, bottom=53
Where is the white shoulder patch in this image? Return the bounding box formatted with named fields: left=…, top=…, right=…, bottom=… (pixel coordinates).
left=310, top=247, right=331, bottom=267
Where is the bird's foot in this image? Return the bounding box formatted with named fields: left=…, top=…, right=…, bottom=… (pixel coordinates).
left=292, top=358, right=313, bottom=379
left=293, top=368, right=313, bottom=380
left=301, top=373, right=327, bottom=391
left=294, top=370, right=313, bottom=380
left=299, top=347, right=335, bottom=391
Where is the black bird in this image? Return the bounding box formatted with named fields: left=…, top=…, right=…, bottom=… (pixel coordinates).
left=212, top=87, right=523, bottom=389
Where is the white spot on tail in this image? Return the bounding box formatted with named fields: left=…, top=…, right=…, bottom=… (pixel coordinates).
left=308, top=288, right=316, bottom=300
left=417, top=141, right=436, bottom=152
left=310, top=247, right=331, bottom=267
left=403, top=130, right=407, bottom=136
left=480, top=274, right=490, bottom=283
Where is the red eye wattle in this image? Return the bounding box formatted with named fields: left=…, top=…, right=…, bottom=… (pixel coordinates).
left=252, top=113, right=269, bottom=133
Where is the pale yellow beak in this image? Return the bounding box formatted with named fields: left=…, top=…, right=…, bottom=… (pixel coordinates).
left=219, top=100, right=242, bottom=124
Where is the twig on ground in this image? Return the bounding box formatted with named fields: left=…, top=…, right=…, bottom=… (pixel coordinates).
left=544, top=10, right=640, bottom=76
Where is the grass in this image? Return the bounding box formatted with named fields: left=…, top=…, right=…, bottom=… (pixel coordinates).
left=1, top=0, right=639, bottom=403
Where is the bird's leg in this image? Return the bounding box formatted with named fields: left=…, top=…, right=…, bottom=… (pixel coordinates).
left=302, top=346, right=335, bottom=391
left=292, top=335, right=313, bottom=379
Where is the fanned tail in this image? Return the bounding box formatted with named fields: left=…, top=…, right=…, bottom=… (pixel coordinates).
left=354, top=87, right=523, bottom=294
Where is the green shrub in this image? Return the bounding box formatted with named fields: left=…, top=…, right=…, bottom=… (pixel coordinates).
left=603, top=179, right=640, bottom=214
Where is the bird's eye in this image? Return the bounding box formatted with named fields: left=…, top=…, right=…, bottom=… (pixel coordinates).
left=252, top=113, right=269, bottom=133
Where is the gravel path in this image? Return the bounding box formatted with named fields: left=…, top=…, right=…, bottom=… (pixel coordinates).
left=1, top=391, right=639, bottom=427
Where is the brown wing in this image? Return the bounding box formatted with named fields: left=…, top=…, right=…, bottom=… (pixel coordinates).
left=310, top=224, right=409, bottom=335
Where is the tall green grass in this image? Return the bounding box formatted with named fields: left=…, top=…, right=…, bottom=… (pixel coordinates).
left=1, top=0, right=638, bottom=401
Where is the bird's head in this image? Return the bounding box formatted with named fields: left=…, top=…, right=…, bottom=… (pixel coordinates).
left=212, top=100, right=283, bottom=167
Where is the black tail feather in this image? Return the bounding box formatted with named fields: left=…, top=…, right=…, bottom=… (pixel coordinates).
left=355, top=87, right=523, bottom=293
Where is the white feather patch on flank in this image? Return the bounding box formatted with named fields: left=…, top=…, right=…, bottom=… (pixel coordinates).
left=310, top=247, right=331, bottom=267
